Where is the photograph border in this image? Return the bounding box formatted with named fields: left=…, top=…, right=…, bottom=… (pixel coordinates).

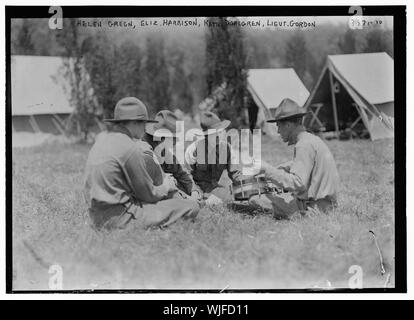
left=5, top=5, right=406, bottom=294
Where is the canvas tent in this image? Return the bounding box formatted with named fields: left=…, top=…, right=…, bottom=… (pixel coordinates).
left=303, top=52, right=394, bottom=140
left=11, top=55, right=75, bottom=135
left=247, top=68, right=310, bottom=131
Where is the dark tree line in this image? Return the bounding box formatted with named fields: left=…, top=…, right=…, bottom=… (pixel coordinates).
left=205, top=17, right=248, bottom=127
left=11, top=18, right=393, bottom=138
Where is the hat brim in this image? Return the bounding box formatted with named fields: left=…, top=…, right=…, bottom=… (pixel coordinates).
left=267, top=112, right=310, bottom=123
left=196, top=119, right=231, bottom=136
left=146, top=124, right=179, bottom=138
left=103, top=117, right=158, bottom=123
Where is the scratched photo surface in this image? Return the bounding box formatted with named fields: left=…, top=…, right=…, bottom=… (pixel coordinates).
left=11, top=15, right=395, bottom=290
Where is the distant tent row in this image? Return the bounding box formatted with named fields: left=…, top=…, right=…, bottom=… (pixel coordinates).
left=11, top=53, right=394, bottom=140
left=247, top=52, right=394, bottom=140
left=11, top=55, right=74, bottom=135
left=303, top=52, right=394, bottom=140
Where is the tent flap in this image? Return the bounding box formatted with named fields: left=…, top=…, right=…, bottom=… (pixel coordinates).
left=305, top=52, right=394, bottom=140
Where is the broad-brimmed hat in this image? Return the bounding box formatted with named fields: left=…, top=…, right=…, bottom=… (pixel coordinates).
left=103, top=97, right=157, bottom=123
left=196, top=111, right=231, bottom=136
left=267, top=98, right=310, bottom=123
left=145, top=110, right=181, bottom=138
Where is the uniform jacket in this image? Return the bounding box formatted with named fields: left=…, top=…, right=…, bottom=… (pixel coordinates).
left=264, top=131, right=340, bottom=201
left=84, top=126, right=170, bottom=210
left=185, top=137, right=241, bottom=194
left=143, top=133, right=195, bottom=195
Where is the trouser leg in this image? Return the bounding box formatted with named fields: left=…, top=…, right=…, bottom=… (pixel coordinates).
left=141, top=198, right=200, bottom=229
left=306, top=198, right=337, bottom=214
left=96, top=198, right=200, bottom=230
left=249, top=193, right=300, bottom=219
left=103, top=210, right=135, bottom=230
left=248, top=194, right=273, bottom=213
left=267, top=193, right=300, bottom=219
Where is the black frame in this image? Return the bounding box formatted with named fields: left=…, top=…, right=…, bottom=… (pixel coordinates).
left=5, top=5, right=407, bottom=294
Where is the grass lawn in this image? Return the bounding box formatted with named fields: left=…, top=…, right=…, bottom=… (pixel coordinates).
left=12, top=134, right=395, bottom=290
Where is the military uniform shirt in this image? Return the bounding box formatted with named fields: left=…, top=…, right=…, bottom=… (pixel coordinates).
left=264, top=131, right=340, bottom=201
left=84, top=127, right=170, bottom=207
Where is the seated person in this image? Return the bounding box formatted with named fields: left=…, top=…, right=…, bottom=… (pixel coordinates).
left=142, top=110, right=199, bottom=200
left=84, top=97, right=200, bottom=230
left=185, top=111, right=241, bottom=203
left=249, top=98, right=340, bottom=219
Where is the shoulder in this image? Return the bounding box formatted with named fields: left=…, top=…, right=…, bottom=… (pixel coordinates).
left=297, top=132, right=321, bottom=147
left=105, top=131, right=138, bottom=156
left=119, top=138, right=154, bottom=165
left=134, top=139, right=154, bottom=155
left=295, top=132, right=318, bottom=156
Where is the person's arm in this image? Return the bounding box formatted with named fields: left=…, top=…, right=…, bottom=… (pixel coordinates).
left=262, top=145, right=314, bottom=193
left=277, top=160, right=293, bottom=172
left=183, top=142, right=204, bottom=199
left=170, top=156, right=194, bottom=196
left=226, top=144, right=242, bottom=182
left=124, top=148, right=174, bottom=203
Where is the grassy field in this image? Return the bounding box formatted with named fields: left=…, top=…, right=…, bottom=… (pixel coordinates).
left=12, top=134, right=395, bottom=290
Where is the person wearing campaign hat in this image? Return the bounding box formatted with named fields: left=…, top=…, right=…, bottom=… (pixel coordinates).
left=249, top=98, right=340, bottom=219
left=84, top=97, right=200, bottom=230
left=142, top=110, right=198, bottom=198
left=184, top=111, right=241, bottom=202
left=196, top=111, right=231, bottom=135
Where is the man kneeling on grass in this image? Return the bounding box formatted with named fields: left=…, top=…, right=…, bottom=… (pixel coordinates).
left=84, top=97, right=200, bottom=230
left=250, top=98, right=340, bottom=220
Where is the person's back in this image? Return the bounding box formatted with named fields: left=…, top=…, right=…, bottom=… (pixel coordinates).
left=84, top=97, right=200, bottom=230
left=294, top=131, right=340, bottom=201
left=85, top=130, right=140, bottom=206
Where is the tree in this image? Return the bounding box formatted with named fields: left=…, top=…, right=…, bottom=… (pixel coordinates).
left=363, top=28, right=393, bottom=57
left=81, top=32, right=121, bottom=120
left=339, top=29, right=358, bottom=54
left=205, top=17, right=248, bottom=127
left=14, top=19, right=35, bottom=55
left=142, top=35, right=171, bottom=114
left=115, top=41, right=143, bottom=100
left=284, top=30, right=308, bottom=79
left=169, top=48, right=193, bottom=114
left=55, top=19, right=100, bottom=141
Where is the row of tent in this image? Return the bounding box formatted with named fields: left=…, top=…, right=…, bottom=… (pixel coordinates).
left=247, top=52, right=394, bottom=140
left=11, top=52, right=394, bottom=140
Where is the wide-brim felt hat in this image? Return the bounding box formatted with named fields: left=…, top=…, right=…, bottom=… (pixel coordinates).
left=267, top=98, right=310, bottom=123
left=146, top=110, right=181, bottom=138
left=195, top=111, right=231, bottom=136
left=104, top=97, right=158, bottom=123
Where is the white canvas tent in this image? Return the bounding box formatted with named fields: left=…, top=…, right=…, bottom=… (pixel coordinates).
left=304, top=52, right=394, bottom=140
left=247, top=68, right=310, bottom=132
left=11, top=55, right=74, bottom=135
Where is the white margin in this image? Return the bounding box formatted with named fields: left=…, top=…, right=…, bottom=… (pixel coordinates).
left=0, top=0, right=411, bottom=300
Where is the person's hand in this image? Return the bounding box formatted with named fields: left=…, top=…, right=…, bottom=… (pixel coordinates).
left=190, top=190, right=202, bottom=201
left=205, top=194, right=223, bottom=206
left=163, top=174, right=178, bottom=192
left=276, top=161, right=292, bottom=173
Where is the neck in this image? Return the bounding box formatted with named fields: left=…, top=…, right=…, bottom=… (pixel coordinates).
left=113, top=124, right=134, bottom=139
left=289, top=125, right=305, bottom=145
